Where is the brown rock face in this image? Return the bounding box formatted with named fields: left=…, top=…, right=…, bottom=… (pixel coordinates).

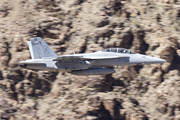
left=87, top=95, right=102, bottom=112
left=0, top=94, right=16, bottom=120
left=132, top=28, right=148, bottom=54
left=0, top=2, right=12, bottom=17
left=0, top=0, right=180, bottom=120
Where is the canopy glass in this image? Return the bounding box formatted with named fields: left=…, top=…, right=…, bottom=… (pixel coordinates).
left=102, top=48, right=132, bottom=54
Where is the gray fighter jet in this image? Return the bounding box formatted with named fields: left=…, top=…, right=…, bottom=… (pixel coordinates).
left=19, top=37, right=166, bottom=75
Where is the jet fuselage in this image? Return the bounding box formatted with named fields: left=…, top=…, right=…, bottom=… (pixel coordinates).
left=19, top=38, right=166, bottom=75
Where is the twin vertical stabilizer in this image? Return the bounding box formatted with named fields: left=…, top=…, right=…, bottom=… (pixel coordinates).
left=27, top=37, right=57, bottom=59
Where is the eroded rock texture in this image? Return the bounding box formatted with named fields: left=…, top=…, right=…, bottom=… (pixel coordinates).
left=0, top=0, right=180, bottom=120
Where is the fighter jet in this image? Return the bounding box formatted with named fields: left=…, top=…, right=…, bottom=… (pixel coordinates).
left=19, top=37, right=166, bottom=75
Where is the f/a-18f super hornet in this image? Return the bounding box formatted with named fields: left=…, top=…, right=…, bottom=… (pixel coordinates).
left=19, top=37, right=166, bottom=75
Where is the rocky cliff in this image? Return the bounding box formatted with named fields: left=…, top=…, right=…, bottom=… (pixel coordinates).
left=0, top=0, right=180, bottom=120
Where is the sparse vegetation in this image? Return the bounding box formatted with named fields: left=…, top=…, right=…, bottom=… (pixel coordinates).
left=56, top=14, right=63, bottom=19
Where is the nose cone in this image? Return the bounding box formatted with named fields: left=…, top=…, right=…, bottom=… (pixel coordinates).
left=129, top=54, right=166, bottom=65
left=145, top=56, right=166, bottom=64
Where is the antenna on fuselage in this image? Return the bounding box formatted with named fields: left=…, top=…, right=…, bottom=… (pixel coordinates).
left=73, top=52, right=75, bottom=54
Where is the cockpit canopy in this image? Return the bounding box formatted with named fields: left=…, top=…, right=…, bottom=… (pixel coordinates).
left=102, top=48, right=131, bottom=54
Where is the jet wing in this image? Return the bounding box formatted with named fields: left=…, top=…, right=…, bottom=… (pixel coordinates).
left=53, top=54, right=129, bottom=61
